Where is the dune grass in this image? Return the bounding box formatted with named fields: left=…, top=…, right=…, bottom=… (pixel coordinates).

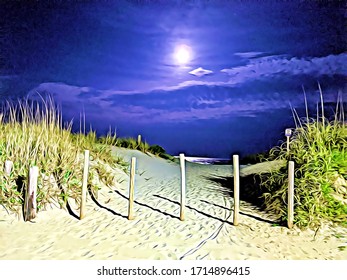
left=259, top=89, right=347, bottom=228
left=0, top=96, right=174, bottom=216
left=0, top=98, right=127, bottom=215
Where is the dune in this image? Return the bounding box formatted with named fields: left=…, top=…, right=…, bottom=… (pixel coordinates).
left=0, top=147, right=346, bottom=260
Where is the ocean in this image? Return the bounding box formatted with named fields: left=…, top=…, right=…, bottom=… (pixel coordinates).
left=175, top=156, right=231, bottom=165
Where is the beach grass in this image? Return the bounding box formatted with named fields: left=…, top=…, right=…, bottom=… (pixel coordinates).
left=0, top=96, right=173, bottom=216
left=259, top=89, right=347, bottom=228
left=0, top=97, right=127, bottom=215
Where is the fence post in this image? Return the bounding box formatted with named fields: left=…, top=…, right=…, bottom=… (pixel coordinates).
left=137, top=135, right=142, bottom=146
left=128, top=157, right=136, bottom=220
left=179, top=153, right=186, bottom=221
left=233, top=155, right=240, bottom=226
left=4, top=160, right=13, bottom=176
left=24, top=166, right=38, bottom=222
left=288, top=161, right=295, bottom=229
left=80, top=150, right=90, bottom=220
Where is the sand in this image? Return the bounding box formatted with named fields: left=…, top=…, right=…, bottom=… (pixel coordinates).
left=0, top=147, right=346, bottom=260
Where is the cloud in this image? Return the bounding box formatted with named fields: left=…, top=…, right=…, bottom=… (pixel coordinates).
left=221, top=53, right=347, bottom=82
left=31, top=53, right=345, bottom=103
left=99, top=79, right=228, bottom=97
left=28, top=83, right=91, bottom=102
left=234, top=52, right=265, bottom=59
left=189, top=67, right=213, bottom=77
left=0, top=75, right=19, bottom=80
left=27, top=51, right=346, bottom=125
left=29, top=80, right=298, bottom=125
left=103, top=53, right=347, bottom=96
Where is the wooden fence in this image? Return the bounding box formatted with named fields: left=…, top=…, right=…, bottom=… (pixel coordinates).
left=2, top=151, right=295, bottom=228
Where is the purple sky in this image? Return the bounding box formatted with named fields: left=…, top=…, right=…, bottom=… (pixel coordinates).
left=1, top=0, right=346, bottom=157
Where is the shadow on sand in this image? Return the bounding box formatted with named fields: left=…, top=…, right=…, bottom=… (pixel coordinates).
left=113, top=189, right=179, bottom=220
left=206, top=173, right=265, bottom=207
left=205, top=172, right=281, bottom=225
left=153, top=194, right=234, bottom=226
left=88, top=187, right=128, bottom=219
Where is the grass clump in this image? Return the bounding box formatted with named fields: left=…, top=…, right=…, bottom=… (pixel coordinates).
left=0, top=97, right=127, bottom=216
left=259, top=89, right=347, bottom=228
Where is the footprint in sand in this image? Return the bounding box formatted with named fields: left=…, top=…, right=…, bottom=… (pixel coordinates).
left=185, top=233, right=193, bottom=239
left=134, top=243, right=143, bottom=248
left=92, top=225, right=101, bottom=233
left=82, top=250, right=92, bottom=257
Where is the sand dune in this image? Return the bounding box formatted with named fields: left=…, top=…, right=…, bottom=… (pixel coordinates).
left=0, top=147, right=346, bottom=260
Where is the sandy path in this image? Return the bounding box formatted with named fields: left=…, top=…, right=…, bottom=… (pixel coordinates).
left=0, top=148, right=346, bottom=260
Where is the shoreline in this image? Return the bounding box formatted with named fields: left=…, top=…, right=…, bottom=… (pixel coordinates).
left=174, top=156, right=231, bottom=165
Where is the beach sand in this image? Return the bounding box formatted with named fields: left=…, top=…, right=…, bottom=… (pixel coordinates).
left=0, top=147, right=346, bottom=260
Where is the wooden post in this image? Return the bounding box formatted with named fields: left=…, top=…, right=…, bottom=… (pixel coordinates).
left=179, top=153, right=186, bottom=221
left=233, top=155, right=240, bottom=226
left=80, top=150, right=89, bottom=220
left=24, top=166, right=38, bottom=221
left=288, top=161, right=295, bottom=229
left=128, top=157, right=136, bottom=220
left=137, top=134, right=142, bottom=146
left=286, top=136, right=290, bottom=152
left=4, top=160, right=13, bottom=176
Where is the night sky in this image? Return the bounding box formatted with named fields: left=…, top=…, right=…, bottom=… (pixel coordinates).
left=1, top=0, right=346, bottom=157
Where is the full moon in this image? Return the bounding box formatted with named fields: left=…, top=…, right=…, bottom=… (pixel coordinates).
left=173, top=44, right=192, bottom=65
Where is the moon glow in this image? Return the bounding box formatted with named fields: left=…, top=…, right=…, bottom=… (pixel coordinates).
left=173, top=44, right=192, bottom=65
